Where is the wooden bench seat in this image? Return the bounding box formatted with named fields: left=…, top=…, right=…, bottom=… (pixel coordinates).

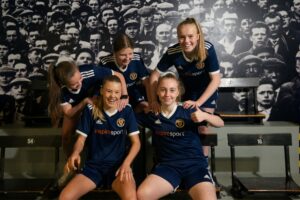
left=0, top=135, right=61, bottom=199
left=228, top=133, right=300, bottom=198
left=220, top=112, right=265, bottom=124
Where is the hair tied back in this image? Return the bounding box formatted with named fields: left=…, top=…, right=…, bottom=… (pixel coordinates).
left=55, top=56, right=74, bottom=67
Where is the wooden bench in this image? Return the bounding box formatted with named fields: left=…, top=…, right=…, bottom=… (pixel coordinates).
left=228, top=133, right=300, bottom=198
left=218, top=77, right=265, bottom=124
left=0, top=135, right=61, bottom=199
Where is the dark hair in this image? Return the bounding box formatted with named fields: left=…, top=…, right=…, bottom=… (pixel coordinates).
left=259, top=77, right=275, bottom=87
left=75, top=48, right=95, bottom=63
left=263, top=11, right=282, bottom=23
left=113, top=33, right=134, bottom=53
left=219, top=53, right=236, bottom=64
left=249, top=21, right=269, bottom=35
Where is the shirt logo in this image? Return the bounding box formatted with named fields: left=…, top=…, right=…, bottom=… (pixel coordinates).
left=204, top=174, right=211, bottom=180
left=130, top=72, right=137, bottom=80
left=175, top=119, right=185, bottom=128
left=178, top=65, right=183, bottom=70
left=96, top=120, right=103, bottom=124
left=68, top=98, right=74, bottom=103
left=155, top=119, right=162, bottom=124
left=117, top=118, right=125, bottom=127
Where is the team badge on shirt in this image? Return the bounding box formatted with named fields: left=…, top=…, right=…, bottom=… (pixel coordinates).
left=117, top=118, right=125, bottom=127
left=129, top=72, right=137, bottom=80
left=196, top=62, right=205, bottom=69
left=175, top=119, right=185, bottom=128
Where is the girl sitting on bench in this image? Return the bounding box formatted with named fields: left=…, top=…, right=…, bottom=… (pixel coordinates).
left=59, top=75, right=140, bottom=200
left=137, top=73, right=223, bottom=200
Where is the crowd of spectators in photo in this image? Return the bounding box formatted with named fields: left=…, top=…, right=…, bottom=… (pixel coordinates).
left=0, top=0, right=299, bottom=124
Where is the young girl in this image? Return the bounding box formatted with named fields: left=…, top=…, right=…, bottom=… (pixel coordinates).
left=48, top=56, right=128, bottom=155
left=137, top=73, right=223, bottom=200
left=59, top=75, right=140, bottom=200
left=100, top=34, right=150, bottom=113
left=148, top=17, right=221, bottom=155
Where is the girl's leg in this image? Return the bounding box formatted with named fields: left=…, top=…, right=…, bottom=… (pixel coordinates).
left=59, top=115, right=81, bottom=188
left=112, top=174, right=137, bottom=200
left=188, top=182, right=217, bottom=200
left=61, top=116, right=78, bottom=156
left=137, top=174, right=174, bottom=200
left=59, top=174, right=96, bottom=200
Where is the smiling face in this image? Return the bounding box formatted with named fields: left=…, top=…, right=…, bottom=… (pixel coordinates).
left=115, top=47, right=133, bottom=68
left=157, top=77, right=180, bottom=107
left=177, top=23, right=199, bottom=56
left=101, top=80, right=121, bottom=110
left=67, top=70, right=83, bottom=91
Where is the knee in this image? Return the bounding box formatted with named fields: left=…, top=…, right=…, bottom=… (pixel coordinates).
left=59, top=190, right=73, bottom=200
left=122, top=191, right=137, bottom=200
left=137, top=186, right=152, bottom=200
left=198, top=125, right=209, bottom=134
left=112, top=180, right=137, bottom=200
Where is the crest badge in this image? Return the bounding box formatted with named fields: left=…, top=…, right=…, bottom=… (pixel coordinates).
left=175, top=119, right=185, bottom=128
left=117, top=118, right=125, bottom=127
left=196, top=62, right=205, bottom=69
left=130, top=72, right=137, bottom=80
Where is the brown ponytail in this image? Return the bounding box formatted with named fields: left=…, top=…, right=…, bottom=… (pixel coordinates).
left=48, top=58, right=78, bottom=126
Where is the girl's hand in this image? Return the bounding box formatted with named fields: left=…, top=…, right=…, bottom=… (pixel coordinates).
left=115, top=164, right=133, bottom=182
left=149, top=101, right=160, bottom=115
left=183, top=100, right=201, bottom=109
left=191, top=106, right=206, bottom=123
left=84, top=97, right=94, bottom=105
left=118, top=98, right=129, bottom=111
left=66, top=153, right=81, bottom=172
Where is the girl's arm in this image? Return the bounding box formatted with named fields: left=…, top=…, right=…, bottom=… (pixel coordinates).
left=196, top=72, right=220, bottom=106
left=61, top=97, right=93, bottom=118
left=114, top=71, right=129, bottom=110
left=148, top=70, right=161, bottom=113
left=66, top=134, right=86, bottom=172
left=191, top=107, right=224, bottom=128
left=183, top=72, right=220, bottom=109
left=116, top=134, right=141, bottom=182
left=142, top=77, right=151, bottom=104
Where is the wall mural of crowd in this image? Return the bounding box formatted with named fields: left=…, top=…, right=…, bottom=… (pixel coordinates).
left=0, top=0, right=299, bottom=125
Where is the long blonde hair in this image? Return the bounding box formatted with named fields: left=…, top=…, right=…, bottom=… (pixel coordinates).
left=92, top=75, right=121, bottom=121
left=177, top=17, right=207, bottom=68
